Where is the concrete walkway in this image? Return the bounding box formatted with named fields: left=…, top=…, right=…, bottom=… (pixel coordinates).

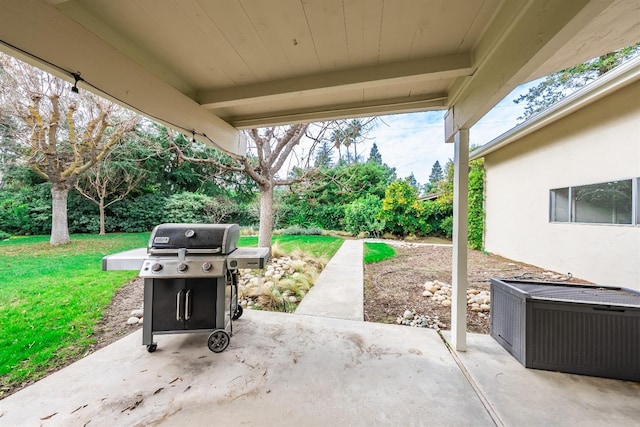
left=294, top=239, right=363, bottom=321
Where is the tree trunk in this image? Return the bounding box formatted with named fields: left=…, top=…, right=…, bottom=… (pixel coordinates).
left=258, top=182, right=274, bottom=250
left=50, top=184, right=71, bottom=245
left=99, top=198, right=106, bottom=235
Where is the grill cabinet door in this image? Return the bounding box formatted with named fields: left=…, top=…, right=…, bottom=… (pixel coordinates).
left=151, top=279, right=186, bottom=331
left=184, top=278, right=218, bottom=330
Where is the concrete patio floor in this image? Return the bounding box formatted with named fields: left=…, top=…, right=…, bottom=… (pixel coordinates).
left=2, top=309, right=640, bottom=427
left=3, top=239, right=640, bottom=426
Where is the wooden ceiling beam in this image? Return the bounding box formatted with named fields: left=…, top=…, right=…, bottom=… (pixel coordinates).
left=197, top=53, right=472, bottom=108
left=230, top=94, right=448, bottom=129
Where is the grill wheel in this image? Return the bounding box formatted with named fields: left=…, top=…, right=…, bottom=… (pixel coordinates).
left=207, top=330, right=230, bottom=353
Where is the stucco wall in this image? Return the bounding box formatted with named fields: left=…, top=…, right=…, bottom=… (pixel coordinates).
left=483, top=79, right=640, bottom=290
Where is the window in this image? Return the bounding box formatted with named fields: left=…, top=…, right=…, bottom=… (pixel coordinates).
left=550, top=178, right=638, bottom=225
left=550, top=188, right=570, bottom=222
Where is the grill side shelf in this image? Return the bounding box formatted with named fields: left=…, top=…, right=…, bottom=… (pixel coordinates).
left=102, top=247, right=147, bottom=271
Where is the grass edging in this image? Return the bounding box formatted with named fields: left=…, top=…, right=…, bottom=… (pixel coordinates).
left=364, top=242, right=396, bottom=263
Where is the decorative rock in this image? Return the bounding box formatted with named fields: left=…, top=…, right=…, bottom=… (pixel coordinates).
left=131, top=309, right=144, bottom=318
left=441, top=300, right=451, bottom=307
left=480, top=304, right=491, bottom=311
left=288, top=296, right=298, bottom=303
left=403, top=310, right=414, bottom=320
left=127, top=317, right=139, bottom=325
left=422, top=290, right=433, bottom=297
left=138, top=318, right=144, bottom=325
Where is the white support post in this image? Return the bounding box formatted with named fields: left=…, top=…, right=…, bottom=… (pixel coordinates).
left=451, top=129, right=469, bottom=352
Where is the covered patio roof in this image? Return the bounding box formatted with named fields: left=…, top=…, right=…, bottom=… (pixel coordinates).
left=1, top=0, right=640, bottom=350
left=2, top=0, right=639, bottom=154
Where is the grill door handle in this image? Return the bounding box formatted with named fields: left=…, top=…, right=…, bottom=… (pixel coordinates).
left=185, top=289, right=192, bottom=320
left=176, top=290, right=184, bottom=321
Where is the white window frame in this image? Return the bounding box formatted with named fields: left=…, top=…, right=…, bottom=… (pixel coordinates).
left=550, top=178, right=638, bottom=226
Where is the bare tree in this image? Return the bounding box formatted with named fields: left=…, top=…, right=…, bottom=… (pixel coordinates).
left=0, top=53, right=137, bottom=244
left=173, top=124, right=324, bottom=249
left=74, top=142, right=148, bottom=235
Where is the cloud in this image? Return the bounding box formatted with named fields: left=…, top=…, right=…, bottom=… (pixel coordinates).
left=364, top=80, right=540, bottom=185
left=364, top=112, right=450, bottom=184
left=289, top=80, right=541, bottom=186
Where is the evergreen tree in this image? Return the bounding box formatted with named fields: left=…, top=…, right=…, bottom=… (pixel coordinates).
left=368, top=143, right=382, bottom=164
left=405, top=173, right=419, bottom=191
left=424, top=160, right=444, bottom=194
left=314, top=139, right=334, bottom=168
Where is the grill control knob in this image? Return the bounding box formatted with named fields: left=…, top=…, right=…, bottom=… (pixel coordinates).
left=177, top=262, right=188, bottom=273
left=202, top=261, right=213, bottom=272
left=151, top=263, right=163, bottom=273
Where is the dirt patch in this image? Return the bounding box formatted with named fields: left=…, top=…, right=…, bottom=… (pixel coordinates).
left=364, top=243, right=584, bottom=334
left=91, top=277, right=144, bottom=351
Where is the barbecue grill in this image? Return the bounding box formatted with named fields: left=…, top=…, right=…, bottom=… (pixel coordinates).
left=102, top=223, right=270, bottom=353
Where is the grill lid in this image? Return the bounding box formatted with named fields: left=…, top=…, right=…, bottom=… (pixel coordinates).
left=148, top=223, right=240, bottom=255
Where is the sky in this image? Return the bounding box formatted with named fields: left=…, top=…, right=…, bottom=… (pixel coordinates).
left=359, top=80, right=539, bottom=185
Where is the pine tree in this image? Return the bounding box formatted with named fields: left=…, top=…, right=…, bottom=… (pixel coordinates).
left=424, top=160, right=443, bottom=194
left=405, top=173, right=419, bottom=191
left=368, top=142, right=382, bottom=164
left=314, top=139, right=334, bottom=168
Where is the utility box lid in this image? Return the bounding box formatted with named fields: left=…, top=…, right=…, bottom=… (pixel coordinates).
left=494, top=279, right=640, bottom=308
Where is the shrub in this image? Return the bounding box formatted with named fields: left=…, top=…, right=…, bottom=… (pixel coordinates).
left=281, top=226, right=324, bottom=236
left=0, top=183, right=51, bottom=235
left=468, top=159, right=485, bottom=250
left=379, top=180, right=430, bottom=236
left=344, top=195, right=385, bottom=237
left=439, top=216, right=454, bottom=238
left=164, top=192, right=213, bottom=223
left=107, top=193, right=167, bottom=232
left=0, top=230, right=10, bottom=240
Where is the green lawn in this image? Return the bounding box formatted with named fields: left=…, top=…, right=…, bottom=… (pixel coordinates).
left=240, top=234, right=344, bottom=259
left=364, top=242, right=396, bottom=263
left=0, top=233, right=342, bottom=393
left=0, top=233, right=150, bottom=392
